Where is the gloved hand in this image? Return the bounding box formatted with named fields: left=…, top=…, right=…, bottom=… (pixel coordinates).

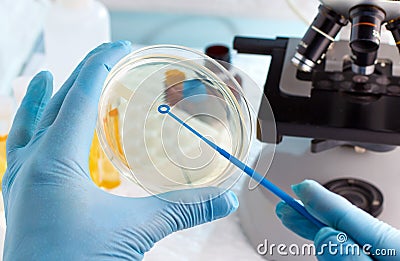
left=276, top=180, right=400, bottom=260
left=2, top=41, right=238, bottom=260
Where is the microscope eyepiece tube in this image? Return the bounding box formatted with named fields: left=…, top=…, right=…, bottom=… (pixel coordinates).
left=291, top=5, right=348, bottom=72
left=349, top=5, right=386, bottom=75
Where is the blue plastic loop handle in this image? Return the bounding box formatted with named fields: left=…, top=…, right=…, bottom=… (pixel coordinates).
left=158, top=104, right=326, bottom=228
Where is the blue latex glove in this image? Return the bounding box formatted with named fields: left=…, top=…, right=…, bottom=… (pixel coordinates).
left=276, top=180, right=400, bottom=260
left=2, top=41, right=238, bottom=260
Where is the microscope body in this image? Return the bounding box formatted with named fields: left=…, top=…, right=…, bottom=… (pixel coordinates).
left=235, top=0, right=400, bottom=150
left=235, top=1, right=400, bottom=260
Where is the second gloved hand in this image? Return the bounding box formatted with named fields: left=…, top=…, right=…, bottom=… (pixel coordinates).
left=276, top=180, right=400, bottom=260
left=2, top=41, right=238, bottom=260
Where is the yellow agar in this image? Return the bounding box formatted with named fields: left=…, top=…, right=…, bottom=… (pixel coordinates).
left=89, top=105, right=123, bottom=189
left=0, top=135, right=7, bottom=188
left=89, top=132, right=121, bottom=189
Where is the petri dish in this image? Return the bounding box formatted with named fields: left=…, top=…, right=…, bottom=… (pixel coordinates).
left=97, top=45, right=254, bottom=197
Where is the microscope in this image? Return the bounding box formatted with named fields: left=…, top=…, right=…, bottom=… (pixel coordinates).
left=235, top=1, right=400, bottom=260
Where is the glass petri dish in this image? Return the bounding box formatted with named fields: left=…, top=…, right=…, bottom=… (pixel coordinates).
left=97, top=45, right=254, bottom=196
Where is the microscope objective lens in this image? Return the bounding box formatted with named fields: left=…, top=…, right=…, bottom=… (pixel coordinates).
left=291, top=5, right=348, bottom=72
left=349, top=5, right=386, bottom=75
left=386, top=18, right=400, bottom=53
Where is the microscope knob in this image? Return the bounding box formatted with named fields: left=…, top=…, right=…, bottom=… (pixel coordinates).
left=324, top=178, right=383, bottom=217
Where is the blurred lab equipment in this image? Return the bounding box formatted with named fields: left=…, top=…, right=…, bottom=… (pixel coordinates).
left=205, top=44, right=243, bottom=98
left=44, top=0, right=110, bottom=91
left=96, top=45, right=255, bottom=198
left=0, top=0, right=48, bottom=95
left=234, top=0, right=400, bottom=260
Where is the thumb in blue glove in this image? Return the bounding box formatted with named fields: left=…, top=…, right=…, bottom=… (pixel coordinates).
left=3, top=41, right=239, bottom=260
left=276, top=180, right=400, bottom=260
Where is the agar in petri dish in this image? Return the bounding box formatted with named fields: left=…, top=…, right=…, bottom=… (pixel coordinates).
left=96, top=45, right=275, bottom=200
